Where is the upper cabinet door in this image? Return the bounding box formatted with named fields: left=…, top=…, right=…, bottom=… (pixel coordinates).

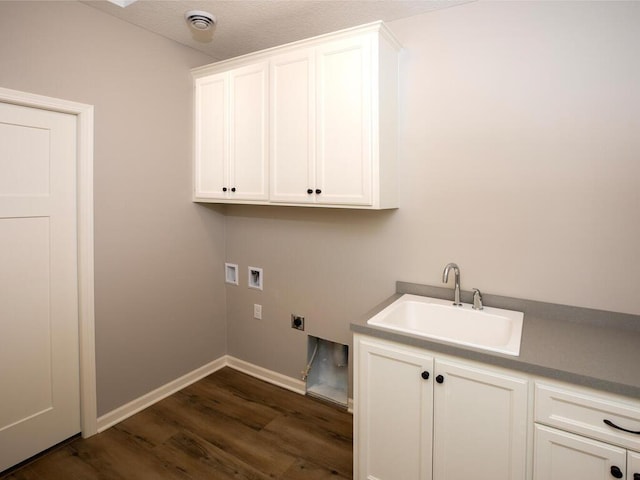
left=229, top=62, right=269, bottom=201
left=315, top=34, right=373, bottom=206
left=270, top=49, right=316, bottom=204
left=194, top=73, right=228, bottom=199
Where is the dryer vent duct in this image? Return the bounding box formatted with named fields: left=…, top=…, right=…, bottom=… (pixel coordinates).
left=185, top=10, right=216, bottom=31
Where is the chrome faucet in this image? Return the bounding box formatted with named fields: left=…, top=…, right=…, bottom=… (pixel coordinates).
left=472, top=288, right=483, bottom=310
left=442, top=263, right=462, bottom=306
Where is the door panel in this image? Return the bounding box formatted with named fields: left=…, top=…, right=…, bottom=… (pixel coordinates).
left=229, top=62, right=269, bottom=200
left=270, top=49, right=315, bottom=203
left=433, top=359, right=528, bottom=480
left=316, top=35, right=372, bottom=205
left=629, top=450, right=640, bottom=480
left=194, top=73, right=228, bottom=199
left=534, top=424, right=627, bottom=480
left=355, top=336, right=433, bottom=480
left=0, top=102, right=80, bottom=472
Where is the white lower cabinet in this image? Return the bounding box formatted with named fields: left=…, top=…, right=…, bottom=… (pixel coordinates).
left=630, top=451, right=640, bottom=480
left=432, top=359, right=528, bottom=480
left=534, top=424, right=629, bottom=480
left=355, top=335, right=434, bottom=480
left=534, top=382, right=640, bottom=480
left=354, top=335, right=528, bottom=480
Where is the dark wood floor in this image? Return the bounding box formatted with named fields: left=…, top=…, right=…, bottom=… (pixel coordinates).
left=2, top=367, right=353, bottom=479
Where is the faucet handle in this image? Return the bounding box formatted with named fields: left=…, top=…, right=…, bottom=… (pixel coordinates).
left=472, top=288, right=483, bottom=310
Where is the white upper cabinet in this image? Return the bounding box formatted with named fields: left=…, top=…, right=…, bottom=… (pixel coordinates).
left=194, top=61, right=268, bottom=202
left=270, top=48, right=315, bottom=204
left=194, top=72, right=227, bottom=199
left=193, top=22, right=400, bottom=209
left=229, top=62, right=269, bottom=201
left=314, top=34, right=373, bottom=206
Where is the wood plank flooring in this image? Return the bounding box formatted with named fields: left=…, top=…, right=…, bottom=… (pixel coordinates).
left=2, top=367, right=353, bottom=479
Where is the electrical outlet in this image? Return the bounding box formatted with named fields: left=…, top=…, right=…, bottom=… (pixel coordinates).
left=254, top=304, right=262, bottom=320
left=291, top=314, right=304, bottom=331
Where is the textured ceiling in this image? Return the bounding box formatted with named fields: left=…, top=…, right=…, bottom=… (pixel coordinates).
left=83, top=0, right=470, bottom=61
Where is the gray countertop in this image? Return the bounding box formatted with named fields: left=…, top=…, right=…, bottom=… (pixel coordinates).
left=351, top=282, right=640, bottom=399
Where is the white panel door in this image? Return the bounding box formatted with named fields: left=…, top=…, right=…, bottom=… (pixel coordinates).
left=0, top=102, right=80, bottom=472
left=628, top=450, right=640, bottom=480
left=433, top=359, right=528, bottom=480
left=355, top=336, right=434, bottom=480
left=194, top=73, right=228, bottom=199
left=316, top=34, right=373, bottom=206
left=229, top=61, right=269, bottom=201
left=270, top=48, right=316, bottom=204
left=534, top=424, right=627, bottom=480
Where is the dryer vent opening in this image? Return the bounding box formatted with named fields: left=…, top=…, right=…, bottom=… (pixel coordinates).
left=303, top=336, right=349, bottom=408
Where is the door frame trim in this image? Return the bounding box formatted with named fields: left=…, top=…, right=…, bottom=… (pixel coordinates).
left=0, top=87, right=97, bottom=437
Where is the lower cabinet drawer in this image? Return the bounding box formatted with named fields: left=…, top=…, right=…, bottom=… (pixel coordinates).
left=535, top=382, right=640, bottom=451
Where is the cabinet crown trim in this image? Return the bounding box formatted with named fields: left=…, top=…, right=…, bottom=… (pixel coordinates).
left=191, top=21, right=401, bottom=78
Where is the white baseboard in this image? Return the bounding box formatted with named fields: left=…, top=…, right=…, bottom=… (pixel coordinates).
left=96, top=357, right=226, bottom=432
left=225, top=355, right=306, bottom=395
left=225, top=356, right=353, bottom=412
left=97, top=355, right=351, bottom=432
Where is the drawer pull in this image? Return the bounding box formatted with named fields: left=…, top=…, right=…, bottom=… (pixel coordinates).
left=603, top=419, right=640, bottom=435
left=610, top=466, right=623, bottom=478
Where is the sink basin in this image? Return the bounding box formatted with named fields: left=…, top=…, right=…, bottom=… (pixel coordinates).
left=367, top=294, right=524, bottom=356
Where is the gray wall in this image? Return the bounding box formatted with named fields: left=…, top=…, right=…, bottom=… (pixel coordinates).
left=1, top=0, right=638, bottom=415
left=0, top=1, right=226, bottom=415
left=225, top=1, right=640, bottom=382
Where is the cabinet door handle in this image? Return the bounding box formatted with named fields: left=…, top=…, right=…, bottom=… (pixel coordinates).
left=307, top=189, right=313, bottom=194
left=610, top=466, right=623, bottom=479
left=604, top=419, right=640, bottom=435
left=315, top=189, right=322, bottom=194
left=436, top=375, right=444, bottom=384
left=222, top=187, right=228, bottom=192
left=231, top=187, right=236, bottom=192
left=421, top=371, right=430, bottom=380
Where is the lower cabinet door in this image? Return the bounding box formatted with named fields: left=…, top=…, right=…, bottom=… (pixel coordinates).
left=433, top=359, right=528, bottom=480
left=629, top=450, right=640, bottom=480
left=354, top=336, right=434, bottom=480
left=534, top=424, right=628, bottom=480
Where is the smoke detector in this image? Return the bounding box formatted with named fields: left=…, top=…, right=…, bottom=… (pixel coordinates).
left=185, top=10, right=216, bottom=31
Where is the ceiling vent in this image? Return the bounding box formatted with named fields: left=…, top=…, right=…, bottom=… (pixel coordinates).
left=185, top=10, right=216, bottom=31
